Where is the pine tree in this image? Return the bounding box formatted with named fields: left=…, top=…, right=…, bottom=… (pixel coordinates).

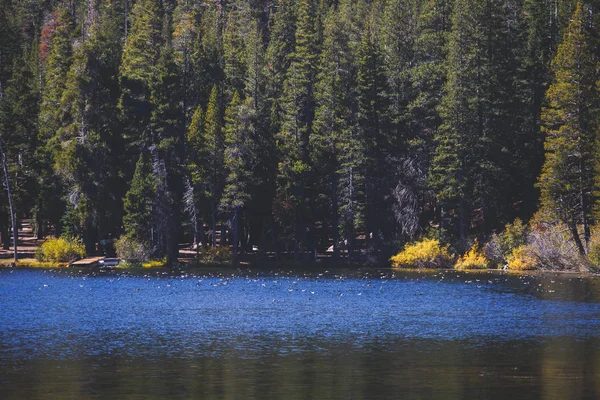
left=54, top=0, right=123, bottom=253
left=513, top=0, right=555, bottom=219
left=537, top=2, right=598, bottom=255
left=312, top=3, right=360, bottom=258
left=148, top=23, right=185, bottom=264
left=381, top=0, right=419, bottom=145
left=242, top=17, right=276, bottom=253
left=172, top=0, right=199, bottom=123
left=0, top=45, right=39, bottom=257
left=0, top=47, right=40, bottom=218
left=190, top=1, right=224, bottom=110
left=119, top=0, right=162, bottom=153
left=202, top=85, right=225, bottom=247
left=223, top=12, right=247, bottom=100
left=264, top=0, right=296, bottom=137
left=221, top=91, right=252, bottom=263
left=123, top=152, right=155, bottom=244
left=400, top=0, right=451, bottom=241
left=186, top=104, right=205, bottom=250
left=38, top=7, right=74, bottom=237
left=356, top=16, right=388, bottom=252
left=276, top=0, right=318, bottom=259
left=0, top=0, right=18, bottom=97
left=39, top=7, right=74, bottom=145
left=431, top=0, right=485, bottom=242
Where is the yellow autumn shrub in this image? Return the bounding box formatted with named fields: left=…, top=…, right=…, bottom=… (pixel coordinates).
left=454, top=240, right=489, bottom=270
left=390, top=238, right=453, bottom=269
left=506, top=245, right=538, bottom=270
left=36, top=237, right=86, bottom=263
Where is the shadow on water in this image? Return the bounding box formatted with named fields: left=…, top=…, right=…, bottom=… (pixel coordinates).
left=1, top=267, right=599, bottom=399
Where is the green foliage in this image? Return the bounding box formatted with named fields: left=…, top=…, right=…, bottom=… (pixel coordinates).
left=36, top=237, right=86, bottom=263
left=201, top=246, right=231, bottom=263
left=584, top=227, right=600, bottom=271
left=221, top=92, right=251, bottom=212
left=390, top=238, right=453, bottom=269
left=114, top=235, right=151, bottom=265
left=2, top=0, right=600, bottom=266
left=123, top=152, right=155, bottom=242
left=119, top=0, right=162, bottom=148
left=485, top=218, right=530, bottom=265
left=537, top=3, right=598, bottom=255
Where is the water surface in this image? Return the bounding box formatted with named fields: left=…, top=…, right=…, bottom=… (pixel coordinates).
left=1, top=267, right=600, bottom=399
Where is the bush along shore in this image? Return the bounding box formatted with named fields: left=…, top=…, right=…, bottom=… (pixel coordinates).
left=391, top=217, right=600, bottom=273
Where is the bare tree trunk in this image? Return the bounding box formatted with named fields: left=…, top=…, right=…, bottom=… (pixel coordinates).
left=459, top=197, right=468, bottom=241
left=124, top=0, right=129, bottom=37
left=211, top=203, right=217, bottom=248
left=232, top=207, right=239, bottom=265
left=570, top=218, right=586, bottom=256
left=220, top=222, right=227, bottom=248
left=0, top=139, right=17, bottom=262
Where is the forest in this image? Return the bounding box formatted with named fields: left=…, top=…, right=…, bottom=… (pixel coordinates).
left=0, top=0, right=599, bottom=268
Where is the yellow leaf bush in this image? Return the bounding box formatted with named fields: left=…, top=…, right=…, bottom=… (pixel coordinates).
left=506, top=245, right=538, bottom=270
left=390, top=238, right=453, bottom=268
left=36, top=237, right=86, bottom=263
left=454, top=240, right=489, bottom=270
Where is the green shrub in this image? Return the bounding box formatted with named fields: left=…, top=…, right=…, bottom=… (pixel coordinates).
left=114, top=235, right=150, bottom=265
left=484, top=218, right=529, bottom=266
left=390, top=238, right=453, bottom=269
left=200, top=245, right=231, bottom=263
left=36, top=237, right=86, bottom=263
left=585, top=228, right=600, bottom=271
left=455, top=240, right=490, bottom=270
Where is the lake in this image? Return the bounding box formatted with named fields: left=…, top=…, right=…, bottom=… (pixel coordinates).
left=1, top=267, right=599, bottom=399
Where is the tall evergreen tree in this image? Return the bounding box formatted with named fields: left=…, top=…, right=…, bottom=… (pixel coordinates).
left=242, top=17, right=275, bottom=252
left=123, top=151, right=155, bottom=244
left=38, top=7, right=74, bottom=236
left=190, top=0, right=224, bottom=109
left=118, top=0, right=162, bottom=155
left=221, top=91, right=252, bottom=263
left=537, top=2, right=598, bottom=255
left=431, top=0, right=485, bottom=242
left=148, top=23, right=185, bottom=264
left=356, top=16, right=389, bottom=252
left=54, top=0, right=123, bottom=252
left=264, top=0, right=296, bottom=137
left=185, top=104, right=208, bottom=251
left=201, top=85, right=225, bottom=247
left=276, top=0, right=318, bottom=258
left=312, top=3, right=361, bottom=258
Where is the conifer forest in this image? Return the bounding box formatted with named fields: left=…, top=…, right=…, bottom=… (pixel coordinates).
left=1, top=0, right=600, bottom=267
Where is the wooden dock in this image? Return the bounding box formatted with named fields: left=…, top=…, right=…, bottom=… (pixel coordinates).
left=71, top=257, right=105, bottom=267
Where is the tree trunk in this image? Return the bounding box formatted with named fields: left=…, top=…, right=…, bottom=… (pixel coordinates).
left=459, top=197, right=468, bottom=240
left=220, top=222, right=227, bottom=248
left=211, top=203, right=216, bottom=248
left=1, top=141, right=17, bottom=262
left=232, top=207, right=239, bottom=265
left=194, top=211, right=200, bottom=261
left=570, top=219, right=586, bottom=256
left=1, top=224, right=9, bottom=250
left=332, top=175, right=339, bottom=259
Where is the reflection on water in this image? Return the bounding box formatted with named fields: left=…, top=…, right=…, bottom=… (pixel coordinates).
left=0, top=268, right=599, bottom=399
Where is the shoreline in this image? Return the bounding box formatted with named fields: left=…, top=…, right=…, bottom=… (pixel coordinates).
left=1, top=257, right=598, bottom=277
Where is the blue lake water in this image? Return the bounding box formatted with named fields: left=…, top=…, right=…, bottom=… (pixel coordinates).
left=1, top=267, right=600, bottom=399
